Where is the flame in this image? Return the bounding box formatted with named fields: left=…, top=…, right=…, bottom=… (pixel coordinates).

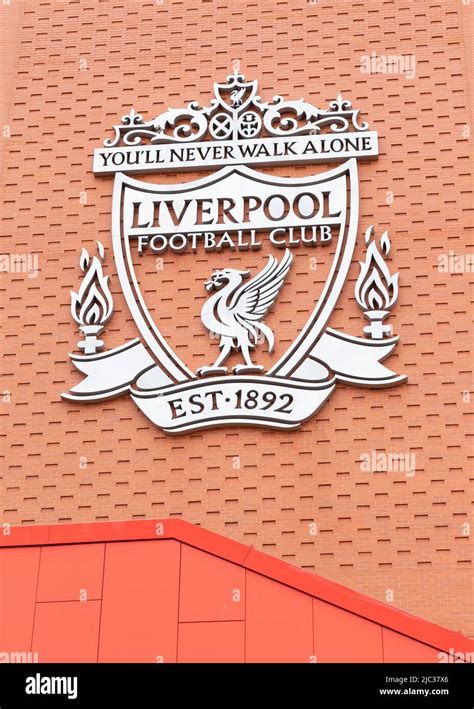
left=355, top=229, right=399, bottom=311
left=71, top=243, right=113, bottom=326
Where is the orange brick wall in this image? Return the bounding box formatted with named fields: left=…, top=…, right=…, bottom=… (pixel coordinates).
left=0, top=0, right=473, bottom=638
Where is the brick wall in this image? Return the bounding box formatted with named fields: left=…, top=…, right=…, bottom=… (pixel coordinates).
left=0, top=0, right=472, bottom=637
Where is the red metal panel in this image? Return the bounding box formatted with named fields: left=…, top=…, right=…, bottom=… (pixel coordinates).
left=313, top=598, right=383, bottom=662
left=48, top=520, right=162, bottom=545
left=383, top=628, right=441, bottom=663
left=32, top=600, right=101, bottom=662
left=1, top=521, right=472, bottom=660
left=37, top=543, right=104, bottom=602
left=246, top=571, right=313, bottom=662
left=179, top=545, right=245, bottom=622
left=98, top=540, right=180, bottom=663
left=0, top=547, right=39, bottom=653
left=178, top=621, right=245, bottom=662
left=0, top=526, right=50, bottom=547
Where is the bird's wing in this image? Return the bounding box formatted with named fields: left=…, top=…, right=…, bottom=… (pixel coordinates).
left=230, top=249, right=293, bottom=322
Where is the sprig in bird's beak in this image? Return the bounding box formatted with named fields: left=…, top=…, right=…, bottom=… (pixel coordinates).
left=205, top=271, right=222, bottom=291
left=204, top=268, right=250, bottom=292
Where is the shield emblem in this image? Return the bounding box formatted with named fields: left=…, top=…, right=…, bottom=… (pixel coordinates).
left=113, top=159, right=358, bottom=378
left=103, top=160, right=358, bottom=431
left=213, top=76, right=258, bottom=114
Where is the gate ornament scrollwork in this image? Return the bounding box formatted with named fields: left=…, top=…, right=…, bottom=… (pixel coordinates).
left=103, top=73, right=370, bottom=148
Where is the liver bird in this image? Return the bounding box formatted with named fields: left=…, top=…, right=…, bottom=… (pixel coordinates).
left=198, top=249, right=293, bottom=376
left=230, top=87, right=245, bottom=107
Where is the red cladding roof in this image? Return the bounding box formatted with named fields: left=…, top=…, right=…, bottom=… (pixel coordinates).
left=1, top=519, right=472, bottom=663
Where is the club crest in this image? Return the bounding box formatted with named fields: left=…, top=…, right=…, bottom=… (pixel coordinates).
left=62, top=71, right=406, bottom=434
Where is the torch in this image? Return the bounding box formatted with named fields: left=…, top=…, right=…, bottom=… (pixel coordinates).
left=70, top=242, right=114, bottom=355
left=355, top=227, right=399, bottom=340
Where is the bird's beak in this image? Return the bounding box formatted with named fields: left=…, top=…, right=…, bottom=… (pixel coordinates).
left=205, top=279, right=214, bottom=292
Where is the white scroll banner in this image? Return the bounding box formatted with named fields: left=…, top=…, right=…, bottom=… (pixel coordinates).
left=131, top=376, right=336, bottom=433
left=62, top=329, right=405, bottom=432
